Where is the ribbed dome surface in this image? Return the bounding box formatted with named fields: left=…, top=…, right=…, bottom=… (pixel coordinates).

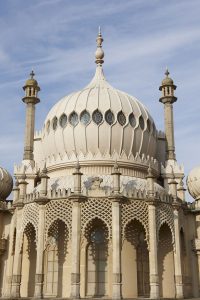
left=187, top=166, right=200, bottom=200
left=41, top=65, right=157, bottom=165
left=0, top=167, right=13, bottom=200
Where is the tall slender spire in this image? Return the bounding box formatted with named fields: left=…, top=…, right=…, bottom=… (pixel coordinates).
left=95, top=27, right=104, bottom=65
left=22, top=71, right=40, bottom=163
left=159, top=69, right=177, bottom=161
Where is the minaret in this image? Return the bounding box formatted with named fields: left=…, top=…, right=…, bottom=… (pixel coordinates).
left=159, top=69, right=177, bottom=161
left=22, top=70, right=40, bottom=163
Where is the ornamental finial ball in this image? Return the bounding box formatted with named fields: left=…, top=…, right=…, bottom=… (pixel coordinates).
left=95, top=27, right=104, bottom=65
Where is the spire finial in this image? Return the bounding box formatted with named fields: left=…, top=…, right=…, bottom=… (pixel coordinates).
left=165, top=67, right=170, bottom=77
left=30, top=70, right=35, bottom=79
left=95, top=27, right=104, bottom=65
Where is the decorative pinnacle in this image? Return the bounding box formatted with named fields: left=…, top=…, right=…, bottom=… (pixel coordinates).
left=30, top=70, right=35, bottom=79
left=75, top=160, right=81, bottom=172
left=95, top=27, right=104, bottom=65
left=165, top=68, right=170, bottom=77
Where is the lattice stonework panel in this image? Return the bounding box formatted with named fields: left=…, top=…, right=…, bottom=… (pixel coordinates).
left=81, top=198, right=112, bottom=239
left=45, top=199, right=72, bottom=242
left=156, top=203, right=175, bottom=245
left=121, top=200, right=149, bottom=242
left=21, top=203, right=39, bottom=241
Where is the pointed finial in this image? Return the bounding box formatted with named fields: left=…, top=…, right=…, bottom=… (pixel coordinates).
left=165, top=67, right=170, bottom=77
left=95, top=27, right=104, bottom=65
left=114, top=160, right=119, bottom=172
left=75, top=160, right=80, bottom=172
left=147, top=164, right=154, bottom=178
left=42, top=162, right=47, bottom=174
left=30, top=70, right=35, bottom=79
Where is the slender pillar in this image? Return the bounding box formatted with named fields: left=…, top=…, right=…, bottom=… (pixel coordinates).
left=159, top=69, right=177, bottom=161
left=169, top=178, right=184, bottom=298
left=22, top=70, right=40, bottom=162
left=3, top=215, right=16, bottom=297
left=11, top=209, right=23, bottom=298
left=70, top=162, right=85, bottom=298
left=110, top=162, right=122, bottom=300
left=34, top=164, right=49, bottom=297
left=34, top=205, right=46, bottom=298
left=194, top=214, right=200, bottom=296
left=147, top=167, right=159, bottom=298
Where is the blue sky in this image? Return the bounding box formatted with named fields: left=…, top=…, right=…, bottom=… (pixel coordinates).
left=0, top=0, right=200, bottom=199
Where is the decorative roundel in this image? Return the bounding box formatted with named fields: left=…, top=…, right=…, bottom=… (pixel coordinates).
left=46, top=120, right=50, bottom=133
left=92, top=109, right=103, bottom=125
left=69, top=111, right=78, bottom=126
left=139, top=115, right=144, bottom=130
left=59, top=114, right=67, bottom=128
left=147, top=119, right=151, bottom=132
left=52, top=117, right=58, bottom=130
left=80, top=110, right=90, bottom=125
left=117, top=111, right=126, bottom=126
left=105, top=110, right=114, bottom=125
left=129, top=113, right=136, bottom=128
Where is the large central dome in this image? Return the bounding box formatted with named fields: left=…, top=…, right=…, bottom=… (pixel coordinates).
left=39, top=30, right=157, bottom=172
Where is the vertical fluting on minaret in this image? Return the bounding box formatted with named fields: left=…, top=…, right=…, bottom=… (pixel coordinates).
left=159, top=69, right=177, bottom=161
left=22, top=70, right=40, bottom=162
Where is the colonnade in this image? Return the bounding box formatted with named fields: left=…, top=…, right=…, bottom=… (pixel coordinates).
left=2, top=165, right=185, bottom=299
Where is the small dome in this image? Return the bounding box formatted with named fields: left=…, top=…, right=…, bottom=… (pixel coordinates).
left=187, top=166, right=200, bottom=200
left=24, top=70, right=40, bottom=89
left=161, top=68, right=174, bottom=86
left=0, top=167, right=13, bottom=200
left=162, top=76, right=174, bottom=85
left=25, top=78, right=38, bottom=87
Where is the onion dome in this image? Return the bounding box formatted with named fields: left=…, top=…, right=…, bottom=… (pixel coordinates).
left=187, top=166, right=200, bottom=200
left=41, top=30, right=157, bottom=169
left=160, top=68, right=176, bottom=87
left=0, top=167, right=13, bottom=200
left=24, top=70, right=39, bottom=88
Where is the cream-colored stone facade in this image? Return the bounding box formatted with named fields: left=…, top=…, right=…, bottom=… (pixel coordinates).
left=0, top=30, right=200, bottom=299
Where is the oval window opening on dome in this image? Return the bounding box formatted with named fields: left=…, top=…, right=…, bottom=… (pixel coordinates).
left=147, top=119, right=151, bottom=132
left=139, top=116, right=144, bottom=130
left=52, top=117, right=58, bottom=130
left=59, top=114, right=67, bottom=128
left=105, top=110, right=114, bottom=125
left=129, top=113, right=136, bottom=128
left=80, top=110, right=90, bottom=125
left=69, top=112, right=78, bottom=127
left=92, top=109, right=103, bottom=125
left=46, top=120, right=50, bottom=133
left=117, top=111, right=126, bottom=126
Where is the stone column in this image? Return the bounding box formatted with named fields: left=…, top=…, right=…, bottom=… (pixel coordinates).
left=11, top=208, right=23, bottom=298
left=147, top=167, right=159, bottom=298
left=173, top=204, right=184, bottom=298
left=148, top=202, right=159, bottom=298
left=70, top=162, right=86, bottom=299
left=170, top=178, right=184, bottom=298
left=112, top=198, right=122, bottom=300
left=34, top=204, right=46, bottom=298
left=34, top=164, right=49, bottom=298
left=193, top=214, right=200, bottom=296
left=110, top=162, right=122, bottom=300
left=3, top=215, right=16, bottom=297
left=70, top=197, right=81, bottom=298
